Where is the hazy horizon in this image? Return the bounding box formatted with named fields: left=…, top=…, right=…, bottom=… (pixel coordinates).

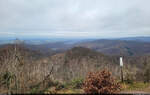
left=0, top=35, right=150, bottom=40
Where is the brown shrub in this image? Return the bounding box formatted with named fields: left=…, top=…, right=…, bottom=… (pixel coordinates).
left=83, top=69, right=121, bottom=94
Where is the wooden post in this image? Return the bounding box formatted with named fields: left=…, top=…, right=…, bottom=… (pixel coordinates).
left=120, top=57, right=124, bottom=82
left=121, top=66, right=124, bottom=82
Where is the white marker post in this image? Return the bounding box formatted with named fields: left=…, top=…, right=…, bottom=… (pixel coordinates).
left=120, top=57, right=124, bottom=82
left=120, top=57, right=123, bottom=67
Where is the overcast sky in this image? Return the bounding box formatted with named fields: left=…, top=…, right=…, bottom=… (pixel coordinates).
left=0, top=0, right=150, bottom=38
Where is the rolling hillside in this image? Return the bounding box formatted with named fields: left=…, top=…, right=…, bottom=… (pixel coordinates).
left=0, top=43, right=149, bottom=91
left=75, top=39, right=150, bottom=56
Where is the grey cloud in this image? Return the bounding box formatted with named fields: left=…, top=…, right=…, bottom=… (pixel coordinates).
left=0, top=0, right=150, bottom=38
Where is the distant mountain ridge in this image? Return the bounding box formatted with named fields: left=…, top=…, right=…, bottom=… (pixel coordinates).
left=0, top=36, right=150, bottom=56
left=76, top=39, right=150, bottom=56
left=1, top=36, right=150, bottom=45
left=116, top=36, right=150, bottom=42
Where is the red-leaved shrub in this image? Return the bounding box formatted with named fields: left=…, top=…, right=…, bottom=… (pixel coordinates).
left=83, top=69, right=121, bottom=94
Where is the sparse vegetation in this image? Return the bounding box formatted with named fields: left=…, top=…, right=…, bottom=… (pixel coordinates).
left=0, top=43, right=150, bottom=94
left=143, top=63, right=150, bottom=83
left=61, top=78, right=84, bottom=89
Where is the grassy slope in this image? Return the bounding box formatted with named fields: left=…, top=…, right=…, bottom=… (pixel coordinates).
left=44, top=82, right=150, bottom=94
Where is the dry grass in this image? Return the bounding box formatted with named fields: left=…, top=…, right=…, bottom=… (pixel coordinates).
left=121, top=82, right=150, bottom=93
